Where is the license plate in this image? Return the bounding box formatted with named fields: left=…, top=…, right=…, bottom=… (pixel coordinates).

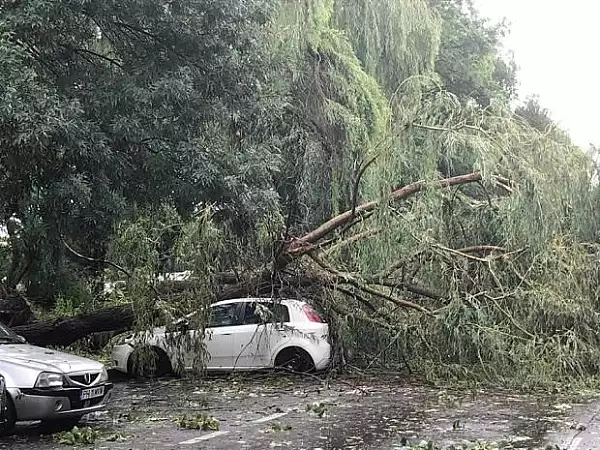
left=80, top=386, right=105, bottom=401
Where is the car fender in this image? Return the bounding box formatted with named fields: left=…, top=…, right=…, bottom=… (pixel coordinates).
left=0, top=362, right=39, bottom=389
left=126, top=333, right=186, bottom=366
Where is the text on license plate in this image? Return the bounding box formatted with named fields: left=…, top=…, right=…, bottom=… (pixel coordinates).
left=80, top=386, right=105, bottom=401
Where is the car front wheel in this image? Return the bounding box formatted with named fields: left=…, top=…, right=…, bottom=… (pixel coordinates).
left=0, top=393, right=16, bottom=436
left=128, top=346, right=172, bottom=378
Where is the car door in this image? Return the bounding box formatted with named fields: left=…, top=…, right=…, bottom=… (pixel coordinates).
left=202, top=303, right=242, bottom=370
left=233, top=302, right=291, bottom=369
left=231, top=302, right=264, bottom=369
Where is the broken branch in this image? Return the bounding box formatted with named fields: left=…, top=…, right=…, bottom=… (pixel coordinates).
left=289, top=172, right=484, bottom=252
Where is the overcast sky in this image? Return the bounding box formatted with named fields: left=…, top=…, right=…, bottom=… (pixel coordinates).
left=474, top=0, right=599, bottom=148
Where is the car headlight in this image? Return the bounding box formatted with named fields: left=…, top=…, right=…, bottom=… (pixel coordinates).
left=99, top=367, right=108, bottom=382
left=35, top=372, right=64, bottom=388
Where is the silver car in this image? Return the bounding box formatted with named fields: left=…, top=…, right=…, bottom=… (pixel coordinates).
left=0, top=322, right=113, bottom=433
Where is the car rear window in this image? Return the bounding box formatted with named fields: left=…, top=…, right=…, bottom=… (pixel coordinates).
left=242, top=302, right=290, bottom=325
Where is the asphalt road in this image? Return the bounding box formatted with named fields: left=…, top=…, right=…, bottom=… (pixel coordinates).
left=0, top=373, right=596, bottom=449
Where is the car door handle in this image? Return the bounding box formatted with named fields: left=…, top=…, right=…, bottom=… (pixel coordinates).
left=221, top=333, right=232, bottom=336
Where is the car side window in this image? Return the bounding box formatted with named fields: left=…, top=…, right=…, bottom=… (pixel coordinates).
left=242, top=303, right=262, bottom=325
left=242, top=302, right=291, bottom=325
left=268, top=303, right=290, bottom=323
left=208, top=304, right=239, bottom=328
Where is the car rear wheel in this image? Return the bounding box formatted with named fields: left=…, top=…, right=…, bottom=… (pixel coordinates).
left=128, top=346, right=172, bottom=378
left=275, top=347, right=315, bottom=373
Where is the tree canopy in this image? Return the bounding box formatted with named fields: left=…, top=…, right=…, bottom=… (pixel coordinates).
left=1, top=0, right=599, bottom=385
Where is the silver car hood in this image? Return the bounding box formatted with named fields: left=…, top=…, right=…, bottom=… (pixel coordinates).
left=0, top=344, right=103, bottom=374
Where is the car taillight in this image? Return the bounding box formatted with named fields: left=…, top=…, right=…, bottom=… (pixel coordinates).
left=302, top=304, right=325, bottom=323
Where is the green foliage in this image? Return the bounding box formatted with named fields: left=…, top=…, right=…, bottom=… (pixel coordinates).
left=306, top=401, right=331, bottom=417
left=432, top=0, right=517, bottom=105
left=173, top=413, right=219, bottom=431
left=107, top=205, right=227, bottom=372
left=515, top=96, right=555, bottom=133
left=269, top=422, right=293, bottom=432
left=333, top=0, right=441, bottom=92
left=269, top=0, right=396, bottom=227
left=52, top=296, right=83, bottom=317
left=0, top=0, right=278, bottom=302
left=54, top=426, right=99, bottom=445
left=2, top=0, right=600, bottom=387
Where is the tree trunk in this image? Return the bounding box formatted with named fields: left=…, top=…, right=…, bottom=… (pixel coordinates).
left=12, top=306, right=136, bottom=347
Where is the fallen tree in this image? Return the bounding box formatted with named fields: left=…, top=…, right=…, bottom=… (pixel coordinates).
left=13, top=306, right=137, bottom=347
left=8, top=172, right=493, bottom=347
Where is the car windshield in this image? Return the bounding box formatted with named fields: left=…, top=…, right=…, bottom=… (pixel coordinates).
left=0, top=322, right=24, bottom=344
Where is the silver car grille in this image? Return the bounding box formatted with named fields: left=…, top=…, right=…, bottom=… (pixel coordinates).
left=66, top=372, right=101, bottom=387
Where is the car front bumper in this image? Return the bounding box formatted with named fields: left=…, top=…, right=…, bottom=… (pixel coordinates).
left=10, top=383, right=113, bottom=421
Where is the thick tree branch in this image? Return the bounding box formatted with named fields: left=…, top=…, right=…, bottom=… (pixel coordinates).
left=288, top=172, right=483, bottom=253
left=13, top=305, right=138, bottom=346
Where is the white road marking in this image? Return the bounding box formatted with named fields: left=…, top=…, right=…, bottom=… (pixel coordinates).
left=177, top=410, right=289, bottom=444
left=569, top=437, right=583, bottom=450
left=179, top=431, right=230, bottom=445
left=251, top=411, right=289, bottom=424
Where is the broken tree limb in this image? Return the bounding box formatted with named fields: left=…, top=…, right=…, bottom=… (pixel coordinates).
left=62, top=238, right=133, bottom=279
left=347, top=153, right=381, bottom=227
left=456, top=245, right=507, bottom=254
left=288, top=172, right=483, bottom=253
left=12, top=305, right=139, bottom=346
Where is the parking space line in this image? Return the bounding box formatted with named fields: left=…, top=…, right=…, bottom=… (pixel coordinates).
left=251, top=411, right=289, bottom=424
left=179, top=431, right=230, bottom=444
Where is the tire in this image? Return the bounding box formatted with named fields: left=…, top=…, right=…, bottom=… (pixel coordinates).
left=0, top=395, right=16, bottom=436
left=40, top=416, right=83, bottom=433
left=127, top=346, right=172, bottom=378
left=275, top=347, right=315, bottom=373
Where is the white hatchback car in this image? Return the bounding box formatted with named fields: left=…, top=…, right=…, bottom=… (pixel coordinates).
left=111, top=298, right=331, bottom=376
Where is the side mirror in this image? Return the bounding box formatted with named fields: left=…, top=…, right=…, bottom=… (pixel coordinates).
left=16, top=335, right=26, bottom=344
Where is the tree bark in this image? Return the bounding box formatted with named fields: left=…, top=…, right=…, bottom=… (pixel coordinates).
left=12, top=306, right=137, bottom=346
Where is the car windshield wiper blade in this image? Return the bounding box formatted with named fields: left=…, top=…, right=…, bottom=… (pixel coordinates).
left=0, top=337, right=21, bottom=343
